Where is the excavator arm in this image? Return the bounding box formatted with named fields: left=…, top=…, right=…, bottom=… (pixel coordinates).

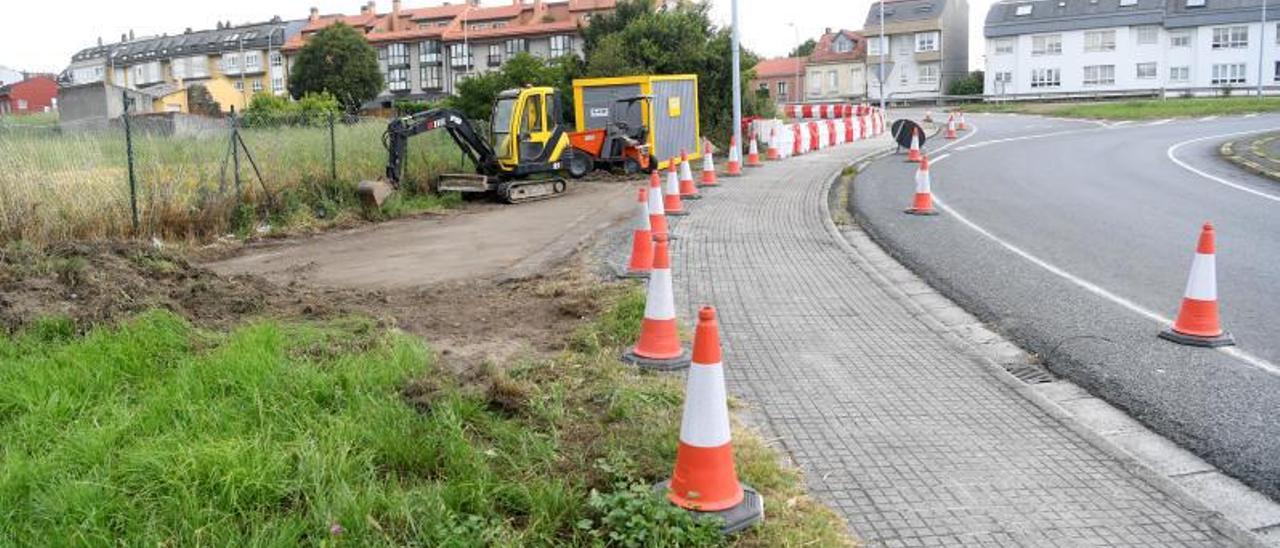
left=382, top=108, right=499, bottom=186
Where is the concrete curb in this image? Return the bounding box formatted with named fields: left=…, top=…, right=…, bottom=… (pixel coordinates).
left=826, top=147, right=1272, bottom=547
left=1220, top=133, right=1280, bottom=183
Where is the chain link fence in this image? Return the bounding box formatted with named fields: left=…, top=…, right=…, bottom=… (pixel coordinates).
left=0, top=102, right=466, bottom=245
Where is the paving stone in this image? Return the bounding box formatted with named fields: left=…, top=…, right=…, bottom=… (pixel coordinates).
left=663, top=138, right=1239, bottom=546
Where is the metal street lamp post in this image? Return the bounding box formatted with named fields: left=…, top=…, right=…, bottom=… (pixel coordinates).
left=731, top=0, right=742, bottom=157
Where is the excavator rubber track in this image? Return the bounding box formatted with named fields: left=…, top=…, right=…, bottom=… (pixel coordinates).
left=497, top=178, right=568, bottom=204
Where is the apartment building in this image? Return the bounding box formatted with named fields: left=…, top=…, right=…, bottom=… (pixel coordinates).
left=864, top=0, right=970, bottom=100
left=805, top=29, right=868, bottom=100
left=284, top=0, right=616, bottom=108
left=61, top=18, right=305, bottom=112
left=751, top=57, right=806, bottom=103
left=984, top=0, right=1280, bottom=95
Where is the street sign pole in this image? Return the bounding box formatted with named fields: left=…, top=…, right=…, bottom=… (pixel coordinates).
left=731, top=0, right=742, bottom=159
left=1260, top=0, right=1267, bottom=96
left=879, top=0, right=886, bottom=114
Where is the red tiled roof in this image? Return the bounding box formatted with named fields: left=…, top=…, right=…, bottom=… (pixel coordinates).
left=443, top=18, right=577, bottom=40
left=754, top=57, right=805, bottom=78
left=569, top=0, right=616, bottom=11
left=809, top=29, right=865, bottom=63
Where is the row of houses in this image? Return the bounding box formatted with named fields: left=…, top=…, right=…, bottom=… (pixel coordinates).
left=56, top=0, right=618, bottom=127
left=750, top=0, right=972, bottom=103
left=984, top=0, right=1279, bottom=96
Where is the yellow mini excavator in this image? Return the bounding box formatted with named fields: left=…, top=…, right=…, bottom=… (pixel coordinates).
left=358, top=86, right=595, bottom=207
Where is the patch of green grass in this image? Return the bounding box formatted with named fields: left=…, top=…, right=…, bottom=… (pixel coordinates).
left=0, top=288, right=853, bottom=546
left=962, top=96, right=1280, bottom=120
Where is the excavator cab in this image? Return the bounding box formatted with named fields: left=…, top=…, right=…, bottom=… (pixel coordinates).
left=489, top=87, right=579, bottom=175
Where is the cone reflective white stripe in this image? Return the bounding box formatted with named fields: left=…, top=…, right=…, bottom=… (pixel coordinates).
left=701, top=139, right=718, bottom=185
left=649, top=173, right=666, bottom=216
left=623, top=187, right=653, bottom=276
left=679, top=361, right=731, bottom=447
left=915, top=163, right=931, bottom=194
left=1184, top=253, right=1217, bottom=300
left=679, top=151, right=695, bottom=182
left=645, top=269, right=676, bottom=320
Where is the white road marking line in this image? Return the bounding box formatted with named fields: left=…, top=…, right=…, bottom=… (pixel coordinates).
left=1111, top=120, right=1133, bottom=127
left=1199, top=116, right=1219, bottom=122
left=1244, top=113, right=1258, bottom=118
left=1146, top=118, right=1174, bottom=126
left=1166, top=130, right=1280, bottom=203
left=952, top=128, right=1094, bottom=152
left=929, top=128, right=1280, bottom=378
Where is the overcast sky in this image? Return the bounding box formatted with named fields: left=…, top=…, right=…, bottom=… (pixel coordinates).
left=0, top=0, right=993, bottom=74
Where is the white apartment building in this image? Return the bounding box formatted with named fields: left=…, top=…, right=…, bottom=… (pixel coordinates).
left=985, top=0, right=1280, bottom=95
left=865, top=0, right=971, bottom=100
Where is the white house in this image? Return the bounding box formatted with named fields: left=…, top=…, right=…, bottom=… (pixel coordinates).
left=865, top=0, right=971, bottom=101
left=985, top=0, right=1280, bottom=95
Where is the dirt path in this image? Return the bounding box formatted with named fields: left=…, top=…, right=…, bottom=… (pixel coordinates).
left=207, top=181, right=634, bottom=289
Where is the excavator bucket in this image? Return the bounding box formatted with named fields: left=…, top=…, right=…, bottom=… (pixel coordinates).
left=357, top=179, right=397, bottom=209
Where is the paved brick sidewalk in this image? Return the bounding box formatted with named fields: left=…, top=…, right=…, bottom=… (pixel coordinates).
left=665, top=139, right=1245, bottom=546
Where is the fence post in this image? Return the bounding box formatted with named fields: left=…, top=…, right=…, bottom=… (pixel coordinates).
left=231, top=106, right=241, bottom=195
left=122, top=91, right=139, bottom=234
left=328, top=111, right=337, bottom=181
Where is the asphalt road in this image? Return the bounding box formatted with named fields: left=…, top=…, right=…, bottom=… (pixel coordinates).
left=851, top=112, right=1280, bottom=501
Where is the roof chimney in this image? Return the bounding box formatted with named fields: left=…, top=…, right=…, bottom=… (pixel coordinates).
left=129, top=29, right=135, bottom=41
left=390, top=0, right=402, bottom=30
left=360, top=3, right=370, bottom=15
left=97, top=36, right=103, bottom=46
left=824, top=27, right=831, bottom=35
left=309, top=6, right=320, bottom=21
left=185, top=27, right=192, bottom=34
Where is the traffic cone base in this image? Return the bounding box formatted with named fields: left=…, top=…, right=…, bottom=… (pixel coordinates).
left=905, top=206, right=940, bottom=216
left=1159, top=321, right=1234, bottom=347
left=652, top=480, right=765, bottom=535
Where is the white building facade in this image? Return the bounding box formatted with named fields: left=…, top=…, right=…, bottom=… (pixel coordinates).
left=985, top=0, right=1280, bottom=95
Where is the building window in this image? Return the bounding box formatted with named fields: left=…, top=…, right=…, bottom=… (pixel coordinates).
left=777, top=81, right=788, bottom=101
left=1030, top=68, right=1060, bottom=88
left=1170, top=31, right=1191, bottom=47
left=488, top=44, right=503, bottom=67
left=244, top=51, right=262, bottom=72
left=550, top=35, right=573, bottom=58
left=918, top=64, right=939, bottom=85
left=1084, top=30, right=1116, bottom=52
left=387, top=43, right=409, bottom=66
left=899, top=68, right=908, bottom=85
left=808, top=71, right=821, bottom=95
left=1186, top=0, right=1206, bottom=6
left=419, top=41, right=441, bottom=64
left=421, top=65, right=442, bottom=89
left=867, top=36, right=887, bottom=56
left=914, top=31, right=939, bottom=52
left=1170, top=66, right=1190, bottom=82
left=388, top=67, right=410, bottom=91
left=450, top=43, right=471, bottom=67
left=1211, top=26, right=1248, bottom=49
left=827, top=70, right=838, bottom=93
left=17, top=99, right=27, bottom=111
left=1015, top=4, right=1033, bottom=15
left=452, top=71, right=467, bottom=90
left=234, top=80, right=244, bottom=91
left=994, top=38, right=1014, bottom=54
left=1135, top=62, right=1157, bottom=79
left=270, top=51, right=283, bottom=67
left=1032, top=34, right=1062, bottom=56
left=505, top=39, right=527, bottom=57
left=1083, top=64, right=1115, bottom=85
left=272, top=75, right=285, bottom=93
left=1274, top=61, right=1280, bottom=81
left=1119, top=0, right=1137, bottom=6
left=1135, top=26, right=1158, bottom=45
left=378, top=47, right=387, bottom=62
left=834, top=35, right=853, bottom=53
left=220, top=53, right=241, bottom=74
left=1211, top=63, right=1246, bottom=84
left=252, top=79, right=263, bottom=93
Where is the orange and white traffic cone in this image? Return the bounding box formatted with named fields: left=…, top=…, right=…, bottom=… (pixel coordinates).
left=765, top=128, right=780, bottom=160
left=664, top=159, right=689, bottom=216
left=659, top=306, right=764, bottom=533
left=957, top=112, right=968, bottom=131
left=746, top=133, right=762, bottom=167
left=622, top=233, right=691, bottom=370
left=648, top=169, right=674, bottom=241
left=678, top=149, right=701, bottom=200
left=945, top=117, right=957, bottom=140
left=700, top=138, right=719, bottom=187
left=726, top=135, right=742, bottom=177
left=1160, top=223, right=1234, bottom=347
left=906, top=127, right=922, bottom=162
left=620, top=187, right=653, bottom=278
left=905, top=154, right=938, bottom=216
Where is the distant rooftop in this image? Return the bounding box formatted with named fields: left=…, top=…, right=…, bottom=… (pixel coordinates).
left=70, top=18, right=306, bottom=65
left=985, top=0, right=1279, bottom=37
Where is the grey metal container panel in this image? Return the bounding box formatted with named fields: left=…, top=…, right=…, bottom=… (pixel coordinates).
left=578, top=84, right=644, bottom=131
left=651, top=79, right=699, bottom=163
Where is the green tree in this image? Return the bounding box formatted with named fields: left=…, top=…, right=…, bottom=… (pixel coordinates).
left=789, top=38, right=817, bottom=58
left=444, top=53, right=582, bottom=123
left=288, top=23, right=382, bottom=111
left=580, top=0, right=770, bottom=145
left=947, top=70, right=984, bottom=95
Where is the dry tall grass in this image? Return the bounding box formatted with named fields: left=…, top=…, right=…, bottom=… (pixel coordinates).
left=0, top=116, right=465, bottom=245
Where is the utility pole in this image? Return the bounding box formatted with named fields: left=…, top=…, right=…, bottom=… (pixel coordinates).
left=789, top=22, right=801, bottom=103
left=731, top=0, right=742, bottom=157
left=1259, top=0, right=1268, bottom=96
left=878, top=0, right=886, bottom=113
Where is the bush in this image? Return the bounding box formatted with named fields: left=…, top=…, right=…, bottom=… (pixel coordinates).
left=443, top=53, right=582, bottom=123
left=240, top=91, right=340, bottom=127
left=947, top=70, right=984, bottom=96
